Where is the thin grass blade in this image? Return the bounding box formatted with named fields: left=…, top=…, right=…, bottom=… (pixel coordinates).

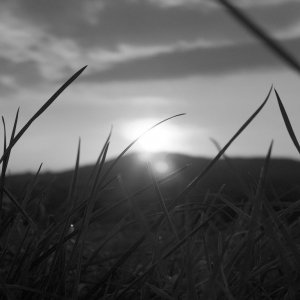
left=9, top=107, right=20, bottom=143
left=275, top=89, right=300, bottom=154
left=101, top=114, right=185, bottom=183
left=217, top=0, right=300, bottom=74
left=92, top=87, right=272, bottom=298
left=0, top=116, right=7, bottom=208
left=171, top=85, right=272, bottom=207
left=1, top=116, right=7, bottom=155
left=0, top=65, right=87, bottom=165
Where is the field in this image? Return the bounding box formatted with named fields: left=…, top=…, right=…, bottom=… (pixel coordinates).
left=0, top=66, right=299, bottom=300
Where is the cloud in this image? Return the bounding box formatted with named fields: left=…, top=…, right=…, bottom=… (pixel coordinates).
left=1, top=0, right=300, bottom=89
left=0, top=11, right=82, bottom=81
left=82, top=37, right=300, bottom=83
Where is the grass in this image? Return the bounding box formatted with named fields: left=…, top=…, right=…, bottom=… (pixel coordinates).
left=0, top=68, right=299, bottom=300
left=1, top=2, right=300, bottom=298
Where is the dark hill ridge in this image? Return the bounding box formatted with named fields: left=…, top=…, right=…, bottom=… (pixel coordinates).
left=6, top=152, right=300, bottom=216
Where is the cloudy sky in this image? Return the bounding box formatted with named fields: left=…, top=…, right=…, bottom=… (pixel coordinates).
left=1, top=0, right=300, bottom=173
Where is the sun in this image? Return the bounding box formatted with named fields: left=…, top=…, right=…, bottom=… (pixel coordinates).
left=121, top=118, right=179, bottom=174
left=122, top=118, right=178, bottom=153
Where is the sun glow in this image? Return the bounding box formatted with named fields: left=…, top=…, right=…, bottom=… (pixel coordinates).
left=121, top=118, right=180, bottom=174
left=122, top=119, right=178, bottom=153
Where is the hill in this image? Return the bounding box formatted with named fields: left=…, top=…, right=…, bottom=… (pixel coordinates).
left=5, top=152, right=300, bottom=220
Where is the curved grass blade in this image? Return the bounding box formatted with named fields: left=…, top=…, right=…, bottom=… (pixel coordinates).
left=0, top=109, right=20, bottom=209
left=9, top=107, right=20, bottom=143
left=0, top=116, right=7, bottom=208
left=0, top=65, right=87, bottom=165
left=172, top=85, right=272, bottom=205
left=217, top=0, right=300, bottom=74
left=1, top=117, right=7, bottom=155
left=275, top=89, right=300, bottom=154
left=101, top=113, right=185, bottom=183
left=90, top=87, right=272, bottom=298
left=1, top=108, right=20, bottom=175
left=0, top=108, right=20, bottom=208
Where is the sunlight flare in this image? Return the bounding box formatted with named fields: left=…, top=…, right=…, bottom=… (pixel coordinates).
left=122, top=118, right=179, bottom=153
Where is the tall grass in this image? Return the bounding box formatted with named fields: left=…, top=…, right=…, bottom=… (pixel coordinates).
left=1, top=2, right=300, bottom=298
left=0, top=66, right=299, bottom=299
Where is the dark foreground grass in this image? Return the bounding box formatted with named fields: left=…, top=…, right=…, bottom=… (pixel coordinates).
left=0, top=67, right=299, bottom=300
left=2, top=1, right=300, bottom=298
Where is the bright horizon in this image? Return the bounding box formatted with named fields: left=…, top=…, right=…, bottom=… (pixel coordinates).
left=1, top=0, right=300, bottom=174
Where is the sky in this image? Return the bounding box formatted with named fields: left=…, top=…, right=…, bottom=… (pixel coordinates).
left=1, top=0, right=300, bottom=173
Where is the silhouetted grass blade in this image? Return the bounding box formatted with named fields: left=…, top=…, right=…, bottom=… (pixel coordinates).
left=275, top=89, right=300, bottom=154
left=9, top=107, right=20, bottom=143
left=217, top=0, right=300, bottom=74
left=0, top=65, right=87, bottom=165
left=91, top=87, right=273, bottom=299
left=0, top=117, right=7, bottom=208
left=174, top=85, right=272, bottom=203
left=101, top=113, right=185, bottom=183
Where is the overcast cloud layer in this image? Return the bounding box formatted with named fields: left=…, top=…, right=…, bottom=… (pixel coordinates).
left=1, top=0, right=300, bottom=91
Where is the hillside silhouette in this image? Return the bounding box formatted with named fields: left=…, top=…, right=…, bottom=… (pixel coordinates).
left=6, top=152, right=300, bottom=220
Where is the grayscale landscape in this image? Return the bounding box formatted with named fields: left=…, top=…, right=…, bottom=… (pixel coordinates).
left=1, top=0, right=300, bottom=299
